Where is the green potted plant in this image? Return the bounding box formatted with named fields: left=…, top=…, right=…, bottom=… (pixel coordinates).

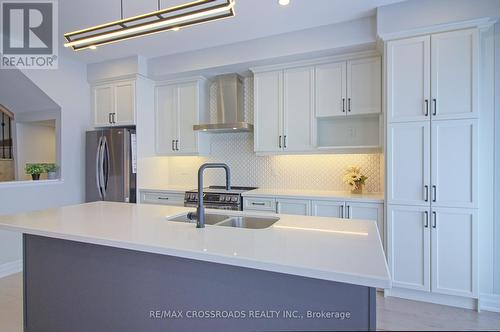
left=45, top=163, right=59, bottom=180
left=25, top=163, right=45, bottom=181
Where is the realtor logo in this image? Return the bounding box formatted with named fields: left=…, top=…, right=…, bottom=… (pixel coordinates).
left=1, top=0, right=58, bottom=69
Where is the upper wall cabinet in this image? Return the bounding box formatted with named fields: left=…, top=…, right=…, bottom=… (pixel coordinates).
left=315, top=57, right=381, bottom=117
left=253, top=67, right=314, bottom=153
left=252, top=54, right=382, bottom=154
left=155, top=78, right=210, bottom=156
left=92, top=79, right=136, bottom=127
left=387, top=29, right=478, bottom=123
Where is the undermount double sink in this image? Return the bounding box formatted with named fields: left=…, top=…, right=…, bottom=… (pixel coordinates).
left=167, top=213, right=280, bottom=229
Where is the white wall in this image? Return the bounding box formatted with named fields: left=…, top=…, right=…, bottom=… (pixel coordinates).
left=494, top=22, right=500, bottom=295
left=147, top=16, right=376, bottom=79
left=15, top=122, right=56, bottom=181
left=377, top=0, right=500, bottom=37
left=0, top=56, right=91, bottom=266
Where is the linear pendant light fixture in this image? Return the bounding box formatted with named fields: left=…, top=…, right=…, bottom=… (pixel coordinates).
left=64, top=0, right=236, bottom=51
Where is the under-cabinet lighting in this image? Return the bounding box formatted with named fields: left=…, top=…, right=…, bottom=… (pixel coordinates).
left=64, top=0, right=236, bottom=51
left=278, top=0, right=290, bottom=6
left=274, top=225, right=368, bottom=236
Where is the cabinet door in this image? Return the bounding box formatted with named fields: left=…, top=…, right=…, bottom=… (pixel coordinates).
left=93, top=85, right=114, bottom=127
left=254, top=71, right=283, bottom=152
left=346, top=202, right=384, bottom=246
left=283, top=67, right=314, bottom=152
left=114, top=81, right=135, bottom=125
left=387, top=205, right=431, bottom=291
left=431, top=207, right=477, bottom=298
left=177, top=82, right=199, bottom=153
left=315, top=62, right=346, bottom=117
left=276, top=198, right=311, bottom=216
left=431, top=119, right=477, bottom=208
left=387, top=122, right=430, bottom=206
left=387, top=36, right=430, bottom=122
left=346, top=57, right=381, bottom=115
left=431, top=29, right=477, bottom=120
left=311, top=200, right=345, bottom=218
left=155, top=84, right=178, bottom=154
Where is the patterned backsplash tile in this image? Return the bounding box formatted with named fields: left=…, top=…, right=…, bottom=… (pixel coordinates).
left=167, top=132, right=382, bottom=192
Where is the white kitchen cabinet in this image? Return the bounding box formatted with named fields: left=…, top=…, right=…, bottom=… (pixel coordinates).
left=311, top=200, right=345, bottom=218
left=243, top=197, right=277, bottom=212
left=155, top=78, right=210, bottom=155
left=431, top=119, right=477, bottom=208
left=387, top=35, right=430, bottom=123
left=387, top=122, right=430, bottom=206
left=139, top=190, right=185, bottom=206
left=430, top=207, right=477, bottom=298
left=283, top=67, right=314, bottom=151
left=431, top=29, right=478, bottom=120
left=254, top=71, right=283, bottom=153
left=92, top=79, right=136, bottom=127
left=387, top=205, right=431, bottom=292
left=315, top=62, right=346, bottom=117
left=346, top=57, right=381, bottom=115
left=276, top=198, right=311, bottom=216
left=387, top=29, right=477, bottom=123
left=254, top=68, right=314, bottom=153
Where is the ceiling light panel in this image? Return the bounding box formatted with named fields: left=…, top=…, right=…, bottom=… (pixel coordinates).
left=64, top=0, right=235, bottom=51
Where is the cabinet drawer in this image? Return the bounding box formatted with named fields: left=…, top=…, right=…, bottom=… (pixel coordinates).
left=243, top=197, right=277, bottom=212
left=140, top=191, right=185, bottom=206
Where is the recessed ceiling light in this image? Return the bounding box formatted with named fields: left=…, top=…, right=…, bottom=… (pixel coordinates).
left=278, top=0, right=290, bottom=6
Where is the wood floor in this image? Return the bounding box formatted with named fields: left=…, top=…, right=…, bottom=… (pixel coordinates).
left=1, top=273, right=499, bottom=331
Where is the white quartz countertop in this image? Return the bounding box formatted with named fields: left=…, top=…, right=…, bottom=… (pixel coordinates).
left=0, top=202, right=390, bottom=289
left=243, top=188, right=384, bottom=203
left=139, top=185, right=194, bottom=193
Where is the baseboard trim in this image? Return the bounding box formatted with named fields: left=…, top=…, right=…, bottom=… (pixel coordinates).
left=385, top=287, right=477, bottom=310
left=0, top=260, right=22, bottom=278
left=479, top=293, right=500, bottom=313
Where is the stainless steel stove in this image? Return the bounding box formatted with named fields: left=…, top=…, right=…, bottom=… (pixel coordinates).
left=184, top=186, right=257, bottom=211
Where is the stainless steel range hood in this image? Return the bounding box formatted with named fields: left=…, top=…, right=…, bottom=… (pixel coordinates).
left=193, top=74, right=253, bottom=133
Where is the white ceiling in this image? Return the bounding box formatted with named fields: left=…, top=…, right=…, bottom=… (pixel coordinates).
left=59, top=0, right=404, bottom=64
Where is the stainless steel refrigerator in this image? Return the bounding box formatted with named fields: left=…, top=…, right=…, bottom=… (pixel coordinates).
left=86, top=128, right=136, bottom=203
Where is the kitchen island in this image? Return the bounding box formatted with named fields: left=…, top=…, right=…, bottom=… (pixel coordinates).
left=0, top=202, right=390, bottom=331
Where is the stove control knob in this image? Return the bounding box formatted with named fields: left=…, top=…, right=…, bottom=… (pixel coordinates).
left=225, top=196, right=232, bottom=202
left=219, top=195, right=225, bottom=202
left=231, top=196, right=238, bottom=202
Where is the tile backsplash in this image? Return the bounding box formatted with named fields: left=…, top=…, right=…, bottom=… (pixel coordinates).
left=167, top=133, right=382, bottom=192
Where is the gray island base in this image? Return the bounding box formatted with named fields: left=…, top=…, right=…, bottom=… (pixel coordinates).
left=23, top=234, right=376, bottom=331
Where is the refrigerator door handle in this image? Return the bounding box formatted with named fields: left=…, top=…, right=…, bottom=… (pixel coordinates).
left=95, top=136, right=104, bottom=200
left=101, top=136, right=110, bottom=198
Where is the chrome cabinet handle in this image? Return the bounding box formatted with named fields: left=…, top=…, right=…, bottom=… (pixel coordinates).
left=278, top=136, right=282, bottom=149
left=283, top=135, right=287, bottom=148
left=108, top=113, right=112, bottom=124
left=424, top=99, right=429, bottom=116
left=342, top=98, right=345, bottom=113
left=171, top=140, right=175, bottom=151
left=424, top=211, right=429, bottom=228
left=424, top=185, right=429, bottom=202
left=157, top=197, right=169, bottom=200
left=276, top=201, right=280, bottom=213
left=175, top=140, right=179, bottom=151
left=432, top=211, right=437, bottom=229
left=340, top=205, right=344, bottom=218
left=251, top=202, right=265, bottom=206
left=432, top=98, right=437, bottom=116
left=113, top=113, right=116, bottom=123
left=348, top=98, right=351, bottom=112
left=432, top=185, right=437, bottom=202
left=346, top=205, right=350, bottom=218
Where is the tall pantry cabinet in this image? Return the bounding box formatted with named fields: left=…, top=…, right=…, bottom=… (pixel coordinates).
left=386, top=29, right=478, bottom=300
